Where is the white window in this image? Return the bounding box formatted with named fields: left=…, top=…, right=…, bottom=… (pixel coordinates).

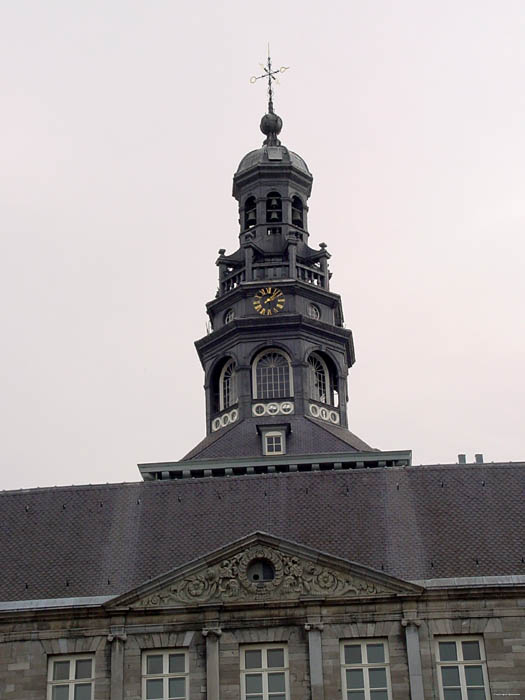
left=252, top=349, right=293, bottom=399
left=308, top=352, right=339, bottom=406
left=219, top=359, right=237, bottom=410
left=341, top=640, right=392, bottom=700
left=224, top=308, right=235, bottom=324
left=264, top=431, right=285, bottom=455
left=241, top=645, right=289, bottom=700
left=47, top=656, right=94, bottom=700
left=142, top=650, right=188, bottom=700
left=308, top=353, right=330, bottom=404
left=436, top=637, right=490, bottom=700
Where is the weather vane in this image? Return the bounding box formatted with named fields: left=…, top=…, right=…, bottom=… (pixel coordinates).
left=250, top=46, right=289, bottom=114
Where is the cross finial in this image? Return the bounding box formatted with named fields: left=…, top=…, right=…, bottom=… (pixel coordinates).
left=250, top=45, right=289, bottom=114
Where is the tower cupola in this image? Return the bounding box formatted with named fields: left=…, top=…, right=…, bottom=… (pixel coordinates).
left=233, top=109, right=313, bottom=254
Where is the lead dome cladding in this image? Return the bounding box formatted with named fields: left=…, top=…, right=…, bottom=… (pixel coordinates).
left=236, top=146, right=310, bottom=175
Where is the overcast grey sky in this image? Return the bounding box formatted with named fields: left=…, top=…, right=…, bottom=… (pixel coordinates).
left=1, top=0, right=524, bottom=490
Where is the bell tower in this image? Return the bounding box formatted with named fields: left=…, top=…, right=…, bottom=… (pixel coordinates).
left=138, top=61, right=413, bottom=481
left=138, top=60, right=411, bottom=480
left=187, top=79, right=373, bottom=460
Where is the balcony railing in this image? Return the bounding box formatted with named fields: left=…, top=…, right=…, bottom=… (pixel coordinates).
left=296, top=263, right=324, bottom=287
left=219, top=263, right=327, bottom=296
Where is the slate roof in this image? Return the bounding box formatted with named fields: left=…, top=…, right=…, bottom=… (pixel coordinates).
left=2, top=462, right=525, bottom=602
left=236, top=146, right=310, bottom=175
left=182, top=416, right=374, bottom=461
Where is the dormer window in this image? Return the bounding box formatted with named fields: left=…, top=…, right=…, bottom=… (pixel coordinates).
left=266, top=192, right=282, bottom=223
left=244, top=196, right=257, bottom=229
left=257, top=424, right=289, bottom=456
left=265, top=432, right=284, bottom=454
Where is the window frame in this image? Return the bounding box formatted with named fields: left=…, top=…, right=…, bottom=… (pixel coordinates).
left=244, top=195, right=257, bottom=229
left=252, top=348, right=294, bottom=400
left=266, top=191, right=283, bottom=224
left=308, top=352, right=332, bottom=405
left=307, top=303, right=320, bottom=320
left=291, top=195, right=304, bottom=228
left=47, top=655, right=95, bottom=700
left=240, top=643, right=289, bottom=700
left=224, top=308, right=235, bottom=324
left=142, top=649, right=189, bottom=700
left=263, top=430, right=285, bottom=455
left=435, top=636, right=491, bottom=700
left=219, top=358, right=237, bottom=411
left=340, top=639, right=392, bottom=700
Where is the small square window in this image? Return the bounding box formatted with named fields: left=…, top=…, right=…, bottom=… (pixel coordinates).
left=266, top=435, right=282, bottom=453
left=263, top=431, right=285, bottom=455
left=142, top=650, right=188, bottom=700
left=47, top=656, right=94, bottom=700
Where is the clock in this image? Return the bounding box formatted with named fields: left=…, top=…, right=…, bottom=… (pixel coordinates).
left=253, top=287, right=285, bottom=316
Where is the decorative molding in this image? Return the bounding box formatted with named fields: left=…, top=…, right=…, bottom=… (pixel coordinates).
left=202, top=627, right=222, bottom=637
left=211, top=408, right=239, bottom=432
left=133, top=545, right=391, bottom=608
left=401, top=617, right=421, bottom=628
left=252, top=401, right=294, bottom=417
left=107, top=633, right=127, bottom=643
left=305, top=623, right=324, bottom=632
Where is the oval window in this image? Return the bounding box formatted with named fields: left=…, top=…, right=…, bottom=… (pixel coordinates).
left=247, top=558, right=275, bottom=582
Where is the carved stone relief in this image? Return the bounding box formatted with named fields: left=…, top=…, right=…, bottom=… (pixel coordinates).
left=133, top=545, right=390, bottom=608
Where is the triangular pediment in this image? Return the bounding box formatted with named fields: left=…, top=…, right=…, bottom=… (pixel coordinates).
left=109, top=533, right=423, bottom=610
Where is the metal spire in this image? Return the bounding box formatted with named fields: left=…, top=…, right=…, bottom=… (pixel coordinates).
left=250, top=45, right=289, bottom=114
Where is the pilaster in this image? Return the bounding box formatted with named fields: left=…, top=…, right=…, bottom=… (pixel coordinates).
left=202, top=626, right=222, bottom=700
left=107, top=629, right=127, bottom=700
left=305, top=616, right=325, bottom=700
left=402, top=617, right=424, bottom=700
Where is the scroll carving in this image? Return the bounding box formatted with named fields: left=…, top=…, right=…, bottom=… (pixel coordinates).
left=133, top=545, right=389, bottom=608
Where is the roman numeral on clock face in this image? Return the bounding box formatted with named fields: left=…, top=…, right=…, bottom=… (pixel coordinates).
left=253, top=287, right=286, bottom=315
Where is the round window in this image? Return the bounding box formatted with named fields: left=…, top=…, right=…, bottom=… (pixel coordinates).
left=246, top=558, right=275, bottom=582
left=307, top=304, right=320, bottom=320
left=224, top=308, right=235, bottom=324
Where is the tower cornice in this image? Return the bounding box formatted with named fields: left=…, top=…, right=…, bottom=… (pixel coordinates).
left=195, top=314, right=355, bottom=367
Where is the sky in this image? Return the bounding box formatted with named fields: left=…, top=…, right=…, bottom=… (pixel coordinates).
left=1, top=0, right=524, bottom=490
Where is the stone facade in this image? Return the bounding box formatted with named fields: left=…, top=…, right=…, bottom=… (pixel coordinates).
left=1, top=584, right=525, bottom=698
left=1, top=532, right=524, bottom=698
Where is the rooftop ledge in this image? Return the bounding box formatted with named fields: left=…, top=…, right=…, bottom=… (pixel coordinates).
left=138, top=449, right=412, bottom=481
left=2, top=576, right=525, bottom=612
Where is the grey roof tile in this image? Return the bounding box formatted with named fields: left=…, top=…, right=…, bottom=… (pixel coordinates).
left=2, top=462, right=524, bottom=602
left=182, top=417, right=373, bottom=461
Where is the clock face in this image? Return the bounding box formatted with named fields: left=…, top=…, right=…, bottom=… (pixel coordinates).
left=253, top=287, right=285, bottom=316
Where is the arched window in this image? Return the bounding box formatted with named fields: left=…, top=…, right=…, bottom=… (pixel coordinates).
left=252, top=349, right=293, bottom=399
left=308, top=352, right=338, bottom=406
left=218, top=359, right=237, bottom=411
left=291, top=196, right=304, bottom=227
left=266, top=191, right=282, bottom=223
left=244, top=196, right=257, bottom=229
